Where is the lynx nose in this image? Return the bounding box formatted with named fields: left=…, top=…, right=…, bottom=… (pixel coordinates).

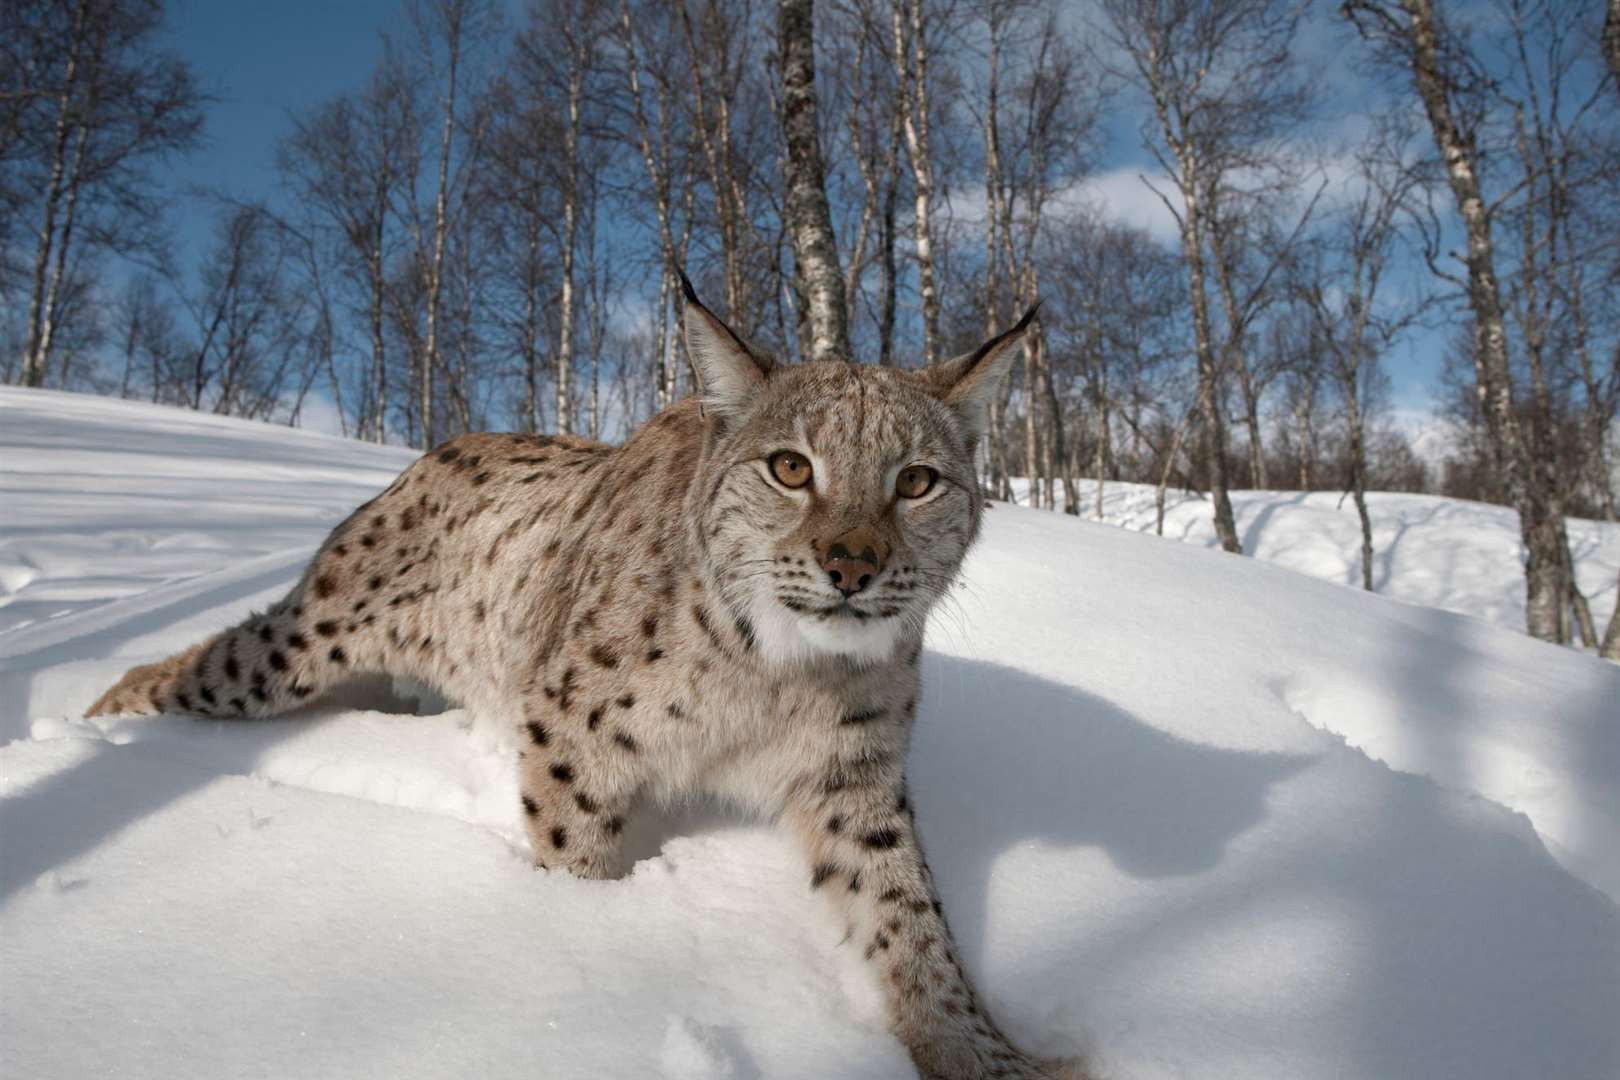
left=821, top=530, right=886, bottom=597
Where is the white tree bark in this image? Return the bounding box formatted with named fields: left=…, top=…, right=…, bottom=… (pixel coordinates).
left=779, top=0, right=851, bottom=362
left=557, top=29, right=583, bottom=435
left=618, top=0, right=681, bottom=407
left=1345, top=0, right=1563, bottom=640
left=891, top=0, right=940, bottom=364
left=21, top=0, right=90, bottom=388
left=421, top=17, right=462, bottom=446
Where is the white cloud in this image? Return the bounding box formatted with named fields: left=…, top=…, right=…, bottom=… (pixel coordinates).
left=1385, top=406, right=1459, bottom=470
left=945, top=166, right=1184, bottom=247
left=1058, top=167, right=1184, bottom=244
left=951, top=149, right=1371, bottom=252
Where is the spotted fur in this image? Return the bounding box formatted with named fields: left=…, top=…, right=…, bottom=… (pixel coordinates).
left=86, top=286, right=1082, bottom=1079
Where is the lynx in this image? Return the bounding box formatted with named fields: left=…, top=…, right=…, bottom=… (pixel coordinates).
left=87, top=279, right=1085, bottom=1080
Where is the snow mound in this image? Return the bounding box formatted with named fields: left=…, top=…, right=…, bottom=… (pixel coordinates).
left=3, top=387, right=1616, bottom=1080
left=1009, top=478, right=1619, bottom=639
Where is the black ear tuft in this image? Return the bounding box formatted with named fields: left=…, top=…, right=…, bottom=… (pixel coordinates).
left=677, top=269, right=700, bottom=306
left=679, top=271, right=772, bottom=420
left=915, top=305, right=1041, bottom=438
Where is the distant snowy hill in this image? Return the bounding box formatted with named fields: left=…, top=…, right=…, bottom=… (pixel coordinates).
left=1005, top=479, right=1619, bottom=639
left=3, top=387, right=1616, bottom=1080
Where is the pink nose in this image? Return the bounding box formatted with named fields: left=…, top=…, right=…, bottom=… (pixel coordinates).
left=821, top=535, right=885, bottom=596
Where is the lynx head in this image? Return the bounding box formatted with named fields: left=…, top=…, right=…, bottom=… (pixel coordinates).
left=680, top=275, right=1035, bottom=668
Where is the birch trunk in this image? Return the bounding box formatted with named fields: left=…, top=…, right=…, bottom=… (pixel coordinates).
left=618, top=0, right=680, bottom=407
left=1093, top=386, right=1110, bottom=520
left=1561, top=217, right=1615, bottom=521
left=778, top=0, right=850, bottom=362
left=1155, top=410, right=1194, bottom=537
left=1180, top=180, right=1243, bottom=552
left=891, top=0, right=939, bottom=364
left=1205, top=192, right=1267, bottom=490
left=878, top=152, right=899, bottom=366
left=986, top=400, right=1008, bottom=498
left=1601, top=571, right=1620, bottom=660
left=38, top=108, right=95, bottom=388
left=1134, top=29, right=1242, bottom=550
left=1043, top=354, right=1078, bottom=513
left=368, top=212, right=389, bottom=442
left=1295, top=379, right=1316, bottom=489
left=1362, top=0, right=1561, bottom=639
left=982, top=5, right=1004, bottom=345
left=841, top=36, right=874, bottom=328
left=1345, top=387, right=1375, bottom=591
left=521, top=220, right=541, bottom=431
left=680, top=4, right=755, bottom=324
left=21, top=0, right=89, bottom=388
left=656, top=271, right=672, bottom=410
left=420, top=20, right=462, bottom=448
left=556, top=22, right=586, bottom=435
left=1560, top=527, right=1598, bottom=647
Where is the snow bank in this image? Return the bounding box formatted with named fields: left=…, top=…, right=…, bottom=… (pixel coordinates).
left=3, top=388, right=1616, bottom=1080
left=1007, top=479, right=1619, bottom=640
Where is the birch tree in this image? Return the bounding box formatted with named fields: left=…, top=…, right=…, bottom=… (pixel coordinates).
left=480, top=68, right=558, bottom=433
left=1201, top=170, right=1321, bottom=491
left=778, top=0, right=852, bottom=361
left=617, top=0, right=697, bottom=406
left=835, top=0, right=905, bottom=365
left=889, top=0, right=942, bottom=364
left=392, top=0, right=498, bottom=446
left=1095, top=0, right=1313, bottom=552
left=678, top=0, right=767, bottom=333
left=11, top=0, right=202, bottom=389
left=1046, top=214, right=1185, bottom=521
left=1495, top=0, right=1615, bottom=641
left=280, top=59, right=412, bottom=442
left=975, top=1, right=1097, bottom=511
left=1344, top=0, right=1579, bottom=642
left=1297, top=119, right=1426, bottom=591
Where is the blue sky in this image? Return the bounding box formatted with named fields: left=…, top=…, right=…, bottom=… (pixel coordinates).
left=160, top=0, right=394, bottom=263
left=152, top=0, right=1452, bottom=419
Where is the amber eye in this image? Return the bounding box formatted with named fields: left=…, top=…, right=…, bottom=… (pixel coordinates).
left=769, top=451, right=813, bottom=489
left=896, top=465, right=938, bottom=499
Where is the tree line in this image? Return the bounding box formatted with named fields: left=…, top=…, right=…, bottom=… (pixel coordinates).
left=2, top=0, right=1617, bottom=654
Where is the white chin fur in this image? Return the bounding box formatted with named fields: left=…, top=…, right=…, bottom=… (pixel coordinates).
left=746, top=593, right=900, bottom=667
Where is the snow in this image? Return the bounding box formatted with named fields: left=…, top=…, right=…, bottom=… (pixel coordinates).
left=1005, top=479, right=1620, bottom=639
left=2, top=386, right=1617, bottom=1080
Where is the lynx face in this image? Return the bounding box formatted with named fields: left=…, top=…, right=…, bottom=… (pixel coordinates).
left=681, top=283, right=1035, bottom=667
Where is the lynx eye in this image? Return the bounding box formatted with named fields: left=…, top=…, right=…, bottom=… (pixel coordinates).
left=769, top=451, right=813, bottom=489
left=896, top=465, right=938, bottom=499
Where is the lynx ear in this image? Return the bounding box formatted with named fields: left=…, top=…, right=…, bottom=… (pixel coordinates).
left=917, top=305, right=1038, bottom=438
left=680, top=271, right=772, bottom=421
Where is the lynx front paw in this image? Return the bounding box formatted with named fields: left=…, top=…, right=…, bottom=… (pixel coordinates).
left=918, top=1056, right=1090, bottom=1080
left=909, top=1030, right=1090, bottom=1080
left=528, top=850, right=621, bottom=880
left=1033, top=1057, right=1092, bottom=1080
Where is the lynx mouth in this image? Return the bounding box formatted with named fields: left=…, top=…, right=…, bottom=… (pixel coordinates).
left=817, top=602, right=873, bottom=622
left=773, top=591, right=912, bottom=628
left=776, top=595, right=900, bottom=623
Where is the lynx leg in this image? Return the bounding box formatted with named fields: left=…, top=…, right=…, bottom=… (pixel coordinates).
left=516, top=690, right=649, bottom=879
left=786, top=758, right=1084, bottom=1080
